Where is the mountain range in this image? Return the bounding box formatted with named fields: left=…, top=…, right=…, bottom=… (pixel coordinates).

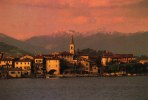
left=0, top=31, right=148, bottom=56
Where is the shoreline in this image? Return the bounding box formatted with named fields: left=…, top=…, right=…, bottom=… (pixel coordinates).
left=1, top=74, right=148, bottom=79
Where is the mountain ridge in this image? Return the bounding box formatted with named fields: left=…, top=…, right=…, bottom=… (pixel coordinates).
left=0, top=31, right=147, bottom=56
left=0, top=42, right=29, bottom=56
left=0, top=33, right=48, bottom=55
left=25, top=31, right=148, bottom=55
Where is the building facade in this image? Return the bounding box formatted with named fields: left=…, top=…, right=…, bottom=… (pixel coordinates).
left=14, top=60, right=32, bottom=76
left=101, top=54, right=136, bottom=66
left=46, top=59, right=60, bottom=75
left=34, top=56, right=44, bottom=76
left=0, top=58, right=13, bottom=68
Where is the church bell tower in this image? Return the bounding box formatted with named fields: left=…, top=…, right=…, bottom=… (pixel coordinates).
left=70, top=35, right=75, bottom=55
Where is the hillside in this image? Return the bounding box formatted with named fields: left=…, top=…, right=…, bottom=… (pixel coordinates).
left=0, top=33, right=47, bottom=55
left=26, top=31, right=148, bottom=55
left=0, top=31, right=147, bottom=56
left=0, top=42, right=29, bottom=56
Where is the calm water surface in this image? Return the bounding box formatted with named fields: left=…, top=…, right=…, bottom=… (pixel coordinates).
left=0, top=76, right=148, bottom=100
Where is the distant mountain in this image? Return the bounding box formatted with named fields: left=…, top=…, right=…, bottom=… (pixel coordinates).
left=26, top=31, right=148, bottom=56
left=0, top=42, right=29, bottom=56
left=0, top=31, right=147, bottom=56
left=0, top=33, right=47, bottom=55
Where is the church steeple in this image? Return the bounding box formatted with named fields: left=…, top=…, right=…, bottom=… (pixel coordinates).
left=70, top=35, right=74, bottom=44
left=70, top=35, right=75, bottom=55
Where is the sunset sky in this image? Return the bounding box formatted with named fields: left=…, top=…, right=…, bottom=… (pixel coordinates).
left=0, top=0, right=148, bottom=39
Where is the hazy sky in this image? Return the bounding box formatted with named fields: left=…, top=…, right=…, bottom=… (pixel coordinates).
left=0, top=0, right=148, bottom=39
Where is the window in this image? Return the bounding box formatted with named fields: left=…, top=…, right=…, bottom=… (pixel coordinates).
left=11, top=72, right=15, bottom=74
left=86, top=68, right=88, bottom=70
left=86, top=63, right=88, bottom=66
left=27, top=67, right=30, bottom=70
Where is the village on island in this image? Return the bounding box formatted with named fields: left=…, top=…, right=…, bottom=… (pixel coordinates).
left=0, top=36, right=148, bottom=79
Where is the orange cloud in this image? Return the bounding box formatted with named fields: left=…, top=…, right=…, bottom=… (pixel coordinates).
left=5, top=0, right=143, bottom=8
left=60, top=16, right=89, bottom=25
left=0, top=0, right=148, bottom=39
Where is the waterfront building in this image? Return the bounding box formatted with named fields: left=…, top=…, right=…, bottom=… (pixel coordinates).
left=0, top=58, right=13, bottom=68
left=34, top=55, right=44, bottom=76
left=14, top=59, right=32, bottom=76
left=8, top=68, right=22, bottom=78
left=80, top=60, right=90, bottom=73
left=46, top=58, right=60, bottom=75
left=101, top=54, right=136, bottom=66
left=90, top=63, right=99, bottom=74
left=139, top=60, right=148, bottom=64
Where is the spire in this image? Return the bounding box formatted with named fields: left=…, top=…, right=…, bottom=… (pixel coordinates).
left=70, top=35, right=74, bottom=44
left=69, top=35, right=75, bottom=55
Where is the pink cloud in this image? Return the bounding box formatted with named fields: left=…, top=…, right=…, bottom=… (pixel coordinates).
left=0, top=0, right=148, bottom=39
left=68, top=16, right=88, bottom=25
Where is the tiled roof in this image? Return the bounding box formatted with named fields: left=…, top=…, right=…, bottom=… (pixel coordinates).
left=46, top=57, right=60, bottom=60
left=34, top=55, right=44, bottom=59
left=103, top=54, right=134, bottom=58
left=0, top=58, right=13, bottom=61
left=59, top=51, right=73, bottom=56
left=14, top=59, right=32, bottom=62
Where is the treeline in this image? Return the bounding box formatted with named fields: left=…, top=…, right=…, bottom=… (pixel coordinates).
left=104, top=62, right=148, bottom=74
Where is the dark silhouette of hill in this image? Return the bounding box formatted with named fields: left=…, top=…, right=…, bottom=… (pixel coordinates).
left=26, top=31, right=148, bottom=55
left=0, top=42, right=29, bottom=56
left=0, top=31, right=147, bottom=56
left=0, top=33, right=47, bottom=55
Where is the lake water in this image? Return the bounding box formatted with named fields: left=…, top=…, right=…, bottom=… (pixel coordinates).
left=0, top=76, right=148, bottom=100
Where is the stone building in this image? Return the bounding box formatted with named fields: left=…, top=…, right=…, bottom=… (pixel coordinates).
left=101, top=54, right=136, bottom=66
left=14, top=59, right=32, bottom=76
left=46, top=58, right=60, bottom=75
left=34, top=55, right=44, bottom=77
left=8, top=68, right=22, bottom=78
left=0, top=58, right=13, bottom=68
